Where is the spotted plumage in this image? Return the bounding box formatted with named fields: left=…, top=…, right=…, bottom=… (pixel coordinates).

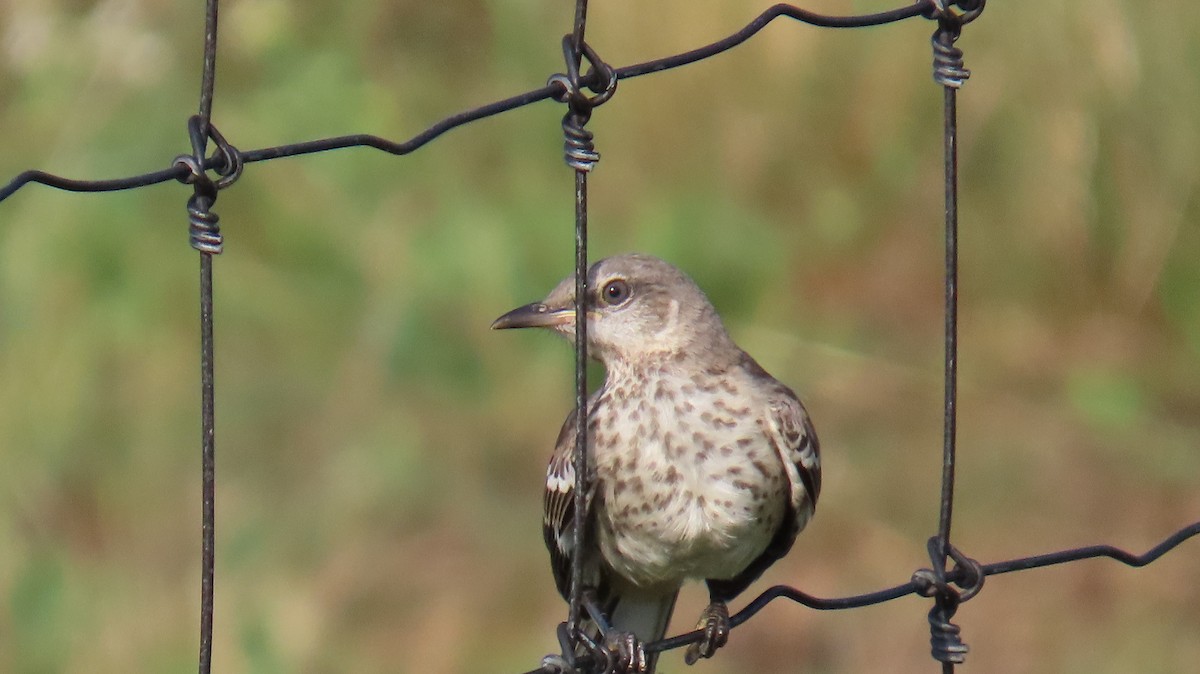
left=494, top=253, right=821, bottom=672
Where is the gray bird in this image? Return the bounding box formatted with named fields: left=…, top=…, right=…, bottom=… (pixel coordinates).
left=494, top=253, right=821, bottom=672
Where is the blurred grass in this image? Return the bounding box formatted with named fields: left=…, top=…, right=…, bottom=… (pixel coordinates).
left=1, top=0, right=1199, bottom=672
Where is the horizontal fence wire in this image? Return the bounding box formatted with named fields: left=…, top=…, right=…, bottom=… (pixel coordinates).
left=524, top=521, right=1200, bottom=673
left=0, top=2, right=931, bottom=204
left=0, top=1, right=1197, bottom=673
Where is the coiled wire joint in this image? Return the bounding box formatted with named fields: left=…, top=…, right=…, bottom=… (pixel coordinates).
left=926, top=0, right=985, bottom=89
left=549, top=36, right=616, bottom=173
left=912, top=537, right=984, bottom=665
left=931, top=30, right=969, bottom=89
left=173, top=115, right=243, bottom=254
left=185, top=189, right=223, bottom=255
left=561, top=113, right=599, bottom=173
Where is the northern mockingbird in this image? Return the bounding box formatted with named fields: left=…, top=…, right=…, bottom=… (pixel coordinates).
left=494, top=253, right=821, bottom=672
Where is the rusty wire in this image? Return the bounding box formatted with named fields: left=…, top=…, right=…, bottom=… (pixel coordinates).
left=0, top=2, right=1197, bottom=674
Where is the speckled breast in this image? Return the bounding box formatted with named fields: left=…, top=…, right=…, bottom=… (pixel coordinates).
left=589, top=369, right=788, bottom=587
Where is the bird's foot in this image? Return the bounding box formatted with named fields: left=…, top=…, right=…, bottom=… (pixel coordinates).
left=684, top=601, right=730, bottom=665
left=603, top=630, right=648, bottom=674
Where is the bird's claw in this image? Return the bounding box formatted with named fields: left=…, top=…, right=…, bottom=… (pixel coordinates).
left=684, top=601, right=730, bottom=665
left=604, top=631, right=648, bottom=674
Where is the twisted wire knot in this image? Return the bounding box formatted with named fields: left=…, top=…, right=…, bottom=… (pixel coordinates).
left=174, top=115, right=243, bottom=254
left=549, top=35, right=615, bottom=172
left=543, top=620, right=646, bottom=674
left=926, top=0, right=984, bottom=88
left=931, top=27, right=969, bottom=89
left=911, top=537, right=984, bottom=665
left=186, top=191, right=223, bottom=255
left=562, top=112, right=600, bottom=173
left=542, top=622, right=598, bottom=674
left=926, top=0, right=986, bottom=24
left=549, top=36, right=617, bottom=113
left=926, top=601, right=969, bottom=665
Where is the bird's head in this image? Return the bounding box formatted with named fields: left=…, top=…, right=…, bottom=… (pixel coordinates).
left=492, top=253, right=735, bottom=365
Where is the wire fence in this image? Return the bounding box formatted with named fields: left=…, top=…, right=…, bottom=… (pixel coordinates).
left=1, top=1, right=1197, bottom=673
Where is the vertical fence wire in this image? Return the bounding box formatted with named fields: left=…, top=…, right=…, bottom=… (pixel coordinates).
left=935, top=79, right=960, bottom=580
left=925, top=4, right=983, bottom=669
left=195, top=2, right=221, bottom=673
left=934, top=38, right=961, bottom=673
left=568, top=154, right=590, bottom=645
left=197, top=246, right=217, bottom=674
left=567, top=0, right=593, bottom=652
left=197, top=0, right=219, bottom=135
left=935, top=78, right=960, bottom=674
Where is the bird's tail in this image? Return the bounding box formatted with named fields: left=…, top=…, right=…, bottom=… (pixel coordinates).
left=581, top=588, right=678, bottom=673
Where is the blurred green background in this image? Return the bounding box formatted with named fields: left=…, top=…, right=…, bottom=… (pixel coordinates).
left=2, top=0, right=1199, bottom=672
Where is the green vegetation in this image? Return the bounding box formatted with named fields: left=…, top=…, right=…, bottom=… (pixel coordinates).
left=1, top=1, right=1198, bottom=672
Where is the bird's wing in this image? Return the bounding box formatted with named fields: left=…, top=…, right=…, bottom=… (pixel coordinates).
left=543, top=407, right=595, bottom=601
left=766, top=390, right=821, bottom=532
left=707, top=379, right=821, bottom=603
left=543, top=413, right=576, bottom=600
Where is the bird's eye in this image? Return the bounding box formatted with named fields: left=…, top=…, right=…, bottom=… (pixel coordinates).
left=602, top=279, right=631, bottom=306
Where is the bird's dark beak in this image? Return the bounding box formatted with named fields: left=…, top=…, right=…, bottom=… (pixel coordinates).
left=491, top=302, right=575, bottom=330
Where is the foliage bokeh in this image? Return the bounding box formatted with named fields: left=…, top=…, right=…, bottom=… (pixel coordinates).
left=1, top=1, right=1198, bottom=672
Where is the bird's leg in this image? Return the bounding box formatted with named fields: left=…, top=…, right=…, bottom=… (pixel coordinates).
left=684, top=600, right=730, bottom=665
left=580, top=589, right=648, bottom=674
